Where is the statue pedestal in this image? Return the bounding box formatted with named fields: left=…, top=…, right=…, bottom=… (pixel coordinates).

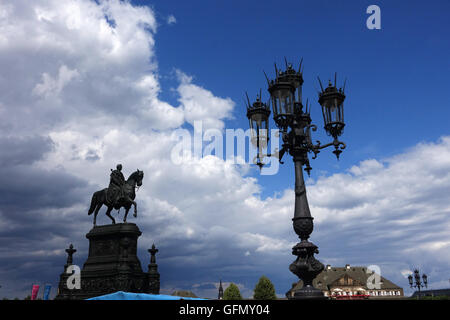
left=55, top=223, right=160, bottom=300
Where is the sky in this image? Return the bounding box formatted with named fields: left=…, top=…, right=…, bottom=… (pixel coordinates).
left=0, top=0, right=449, bottom=299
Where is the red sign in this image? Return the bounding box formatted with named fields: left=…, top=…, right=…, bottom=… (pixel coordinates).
left=31, top=285, right=40, bottom=300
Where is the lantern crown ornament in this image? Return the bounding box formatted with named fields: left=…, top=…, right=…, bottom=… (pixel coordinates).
left=277, top=57, right=304, bottom=90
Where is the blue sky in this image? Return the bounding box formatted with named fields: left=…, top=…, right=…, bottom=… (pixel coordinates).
left=0, top=0, right=449, bottom=299
left=145, top=0, right=450, bottom=193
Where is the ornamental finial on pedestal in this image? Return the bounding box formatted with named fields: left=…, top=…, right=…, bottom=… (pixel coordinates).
left=148, top=243, right=159, bottom=274
left=64, top=244, right=76, bottom=270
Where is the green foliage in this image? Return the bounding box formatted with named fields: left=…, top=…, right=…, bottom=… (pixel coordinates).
left=171, top=290, right=198, bottom=298
left=253, top=276, right=277, bottom=300
left=223, top=283, right=243, bottom=300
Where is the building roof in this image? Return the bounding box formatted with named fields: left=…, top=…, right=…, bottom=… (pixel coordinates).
left=289, top=265, right=403, bottom=294
left=411, top=289, right=450, bottom=297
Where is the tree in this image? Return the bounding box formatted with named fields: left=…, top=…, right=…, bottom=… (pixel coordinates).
left=253, top=276, right=277, bottom=300
left=223, top=283, right=243, bottom=300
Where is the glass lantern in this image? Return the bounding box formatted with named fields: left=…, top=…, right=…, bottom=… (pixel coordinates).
left=246, top=97, right=271, bottom=165
left=318, top=80, right=345, bottom=139
left=268, top=81, right=295, bottom=130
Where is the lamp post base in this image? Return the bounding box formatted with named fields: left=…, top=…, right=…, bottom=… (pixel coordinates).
left=289, top=237, right=326, bottom=300
left=290, top=285, right=328, bottom=300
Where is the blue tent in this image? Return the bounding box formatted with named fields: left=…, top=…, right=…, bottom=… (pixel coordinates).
left=87, top=291, right=206, bottom=300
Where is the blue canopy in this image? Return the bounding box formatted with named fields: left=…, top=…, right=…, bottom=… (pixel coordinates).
left=87, top=291, right=206, bottom=300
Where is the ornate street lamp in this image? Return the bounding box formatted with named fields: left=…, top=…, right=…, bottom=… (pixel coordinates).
left=245, top=59, right=347, bottom=299
left=408, top=269, right=427, bottom=299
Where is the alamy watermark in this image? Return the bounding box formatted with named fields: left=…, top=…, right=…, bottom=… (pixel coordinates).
left=170, top=121, right=281, bottom=175
left=66, top=264, right=81, bottom=290
left=366, top=5, right=381, bottom=30
left=366, top=264, right=382, bottom=289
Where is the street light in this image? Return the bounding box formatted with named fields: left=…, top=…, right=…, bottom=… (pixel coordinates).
left=245, top=59, right=347, bottom=299
left=408, top=269, right=427, bottom=299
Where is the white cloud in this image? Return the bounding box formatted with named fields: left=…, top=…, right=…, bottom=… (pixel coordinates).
left=33, top=65, right=80, bottom=99
left=0, top=0, right=183, bottom=133
left=176, top=70, right=235, bottom=130
left=167, top=14, right=176, bottom=25
left=401, top=269, right=413, bottom=278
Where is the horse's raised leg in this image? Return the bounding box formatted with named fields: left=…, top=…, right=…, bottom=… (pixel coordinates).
left=132, top=201, right=137, bottom=218
left=123, top=195, right=137, bottom=218
left=123, top=207, right=130, bottom=223
left=105, top=206, right=116, bottom=224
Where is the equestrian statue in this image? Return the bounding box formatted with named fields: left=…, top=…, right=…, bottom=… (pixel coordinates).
left=88, top=164, right=144, bottom=226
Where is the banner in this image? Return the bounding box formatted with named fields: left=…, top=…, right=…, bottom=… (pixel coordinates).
left=43, top=285, right=52, bottom=300
left=31, top=285, right=40, bottom=300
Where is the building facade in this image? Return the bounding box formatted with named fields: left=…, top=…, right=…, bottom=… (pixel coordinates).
left=287, top=264, right=404, bottom=299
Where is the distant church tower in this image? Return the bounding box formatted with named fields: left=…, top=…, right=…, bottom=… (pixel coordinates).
left=218, top=280, right=223, bottom=299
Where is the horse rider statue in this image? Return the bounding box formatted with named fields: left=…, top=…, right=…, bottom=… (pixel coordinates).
left=88, top=164, right=144, bottom=226
left=109, top=164, right=126, bottom=206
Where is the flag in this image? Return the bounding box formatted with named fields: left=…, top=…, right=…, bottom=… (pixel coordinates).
left=43, top=285, right=52, bottom=300
left=31, top=285, right=40, bottom=300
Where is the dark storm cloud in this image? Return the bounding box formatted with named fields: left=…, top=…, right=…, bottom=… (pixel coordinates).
left=0, top=136, right=54, bottom=166
left=0, top=165, right=93, bottom=299
left=0, top=165, right=88, bottom=210
left=0, top=134, right=92, bottom=264
left=0, top=135, right=88, bottom=221
left=193, top=283, right=217, bottom=290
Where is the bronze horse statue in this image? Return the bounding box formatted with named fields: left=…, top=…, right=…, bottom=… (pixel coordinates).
left=88, top=169, right=144, bottom=226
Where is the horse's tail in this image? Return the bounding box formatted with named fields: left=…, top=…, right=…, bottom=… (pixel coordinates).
left=88, top=191, right=99, bottom=215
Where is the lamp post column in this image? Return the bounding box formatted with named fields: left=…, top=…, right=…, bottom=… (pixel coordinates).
left=293, top=159, right=311, bottom=221
left=289, top=154, right=325, bottom=299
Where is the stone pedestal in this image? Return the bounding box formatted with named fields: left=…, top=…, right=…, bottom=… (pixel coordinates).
left=55, top=223, right=160, bottom=300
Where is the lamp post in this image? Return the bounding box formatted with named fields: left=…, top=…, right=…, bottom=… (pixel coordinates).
left=408, top=269, right=427, bottom=299
left=245, top=59, right=347, bottom=299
